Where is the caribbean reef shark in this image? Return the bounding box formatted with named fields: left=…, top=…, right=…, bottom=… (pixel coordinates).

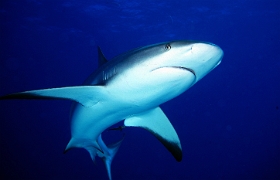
left=0, top=40, right=223, bottom=179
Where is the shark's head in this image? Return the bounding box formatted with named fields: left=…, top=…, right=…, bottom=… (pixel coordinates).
left=107, top=40, right=223, bottom=109
left=156, top=40, right=223, bottom=83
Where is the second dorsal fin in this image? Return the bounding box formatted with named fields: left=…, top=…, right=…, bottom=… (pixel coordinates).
left=98, top=46, right=108, bottom=67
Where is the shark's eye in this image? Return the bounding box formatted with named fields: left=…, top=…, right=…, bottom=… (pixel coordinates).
left=165, top=44, right=171, bottom=51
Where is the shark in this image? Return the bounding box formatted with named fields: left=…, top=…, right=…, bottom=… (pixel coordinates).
left=0, top=40, right=223, bottom=179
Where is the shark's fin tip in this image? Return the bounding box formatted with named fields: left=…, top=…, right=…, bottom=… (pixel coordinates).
left=153, top=132, right=182, bottom=161
left=98, top=46, right=108, bottom=67
left=124, top=107, right=182, bottom=161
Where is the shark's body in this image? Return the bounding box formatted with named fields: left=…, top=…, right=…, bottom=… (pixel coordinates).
left=0, top=40, right=223, bottom=179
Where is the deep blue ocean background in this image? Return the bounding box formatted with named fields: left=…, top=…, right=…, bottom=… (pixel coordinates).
left=0, top=0, right=279, bottom=179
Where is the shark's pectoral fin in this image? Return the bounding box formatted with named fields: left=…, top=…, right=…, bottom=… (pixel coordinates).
left=124, top=107, right=182, bottom=161
left=0, top=86, right=108, bottom=107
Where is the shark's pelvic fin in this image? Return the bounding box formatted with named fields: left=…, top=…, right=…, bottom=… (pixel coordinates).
left=95, top=134, right=125, bottom=180
left=64, top=138, right=102, bottom=157
left=108, top=125, right=126, bottom=131
left=0, top=86, right=108, bottom=107
left=98, top=46, right=108, bottom=67
left=124, top=107, right=182, bottom=161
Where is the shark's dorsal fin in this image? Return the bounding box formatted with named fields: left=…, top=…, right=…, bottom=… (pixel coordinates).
left=98, top=46, right=108, bottom=67
left=0, top=86, right=108, bottom=107
left=124, top=107, right=182, bottom=161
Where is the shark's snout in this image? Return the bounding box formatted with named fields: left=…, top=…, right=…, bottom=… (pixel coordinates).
left=178, top=41, right=223, bottom=83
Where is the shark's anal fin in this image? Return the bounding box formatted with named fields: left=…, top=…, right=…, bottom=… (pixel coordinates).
left=124, top=107, right=182, bottom=162
left=0, top=86, right=108, bottom=107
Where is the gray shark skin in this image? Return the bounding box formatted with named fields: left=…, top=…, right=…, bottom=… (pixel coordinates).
left=0, top=40, right=223, bottom=179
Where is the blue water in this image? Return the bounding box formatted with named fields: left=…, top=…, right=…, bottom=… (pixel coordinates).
left=0, top=0, right=279, bottom=179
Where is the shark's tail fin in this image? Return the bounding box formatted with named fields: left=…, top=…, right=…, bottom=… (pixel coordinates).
left=96, top=134, right=125, bottom=180
left=64, top=134, right=124, bottom=180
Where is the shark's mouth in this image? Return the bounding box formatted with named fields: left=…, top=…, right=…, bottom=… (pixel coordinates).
left=151, top=66, right=196, bottom=77
left=172, top=66, right=196, bottom=76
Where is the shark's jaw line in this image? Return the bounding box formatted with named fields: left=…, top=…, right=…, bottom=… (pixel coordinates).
left=0, top=40, right=223, bottom=180
left=152, top=66, right=196, bottom=76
